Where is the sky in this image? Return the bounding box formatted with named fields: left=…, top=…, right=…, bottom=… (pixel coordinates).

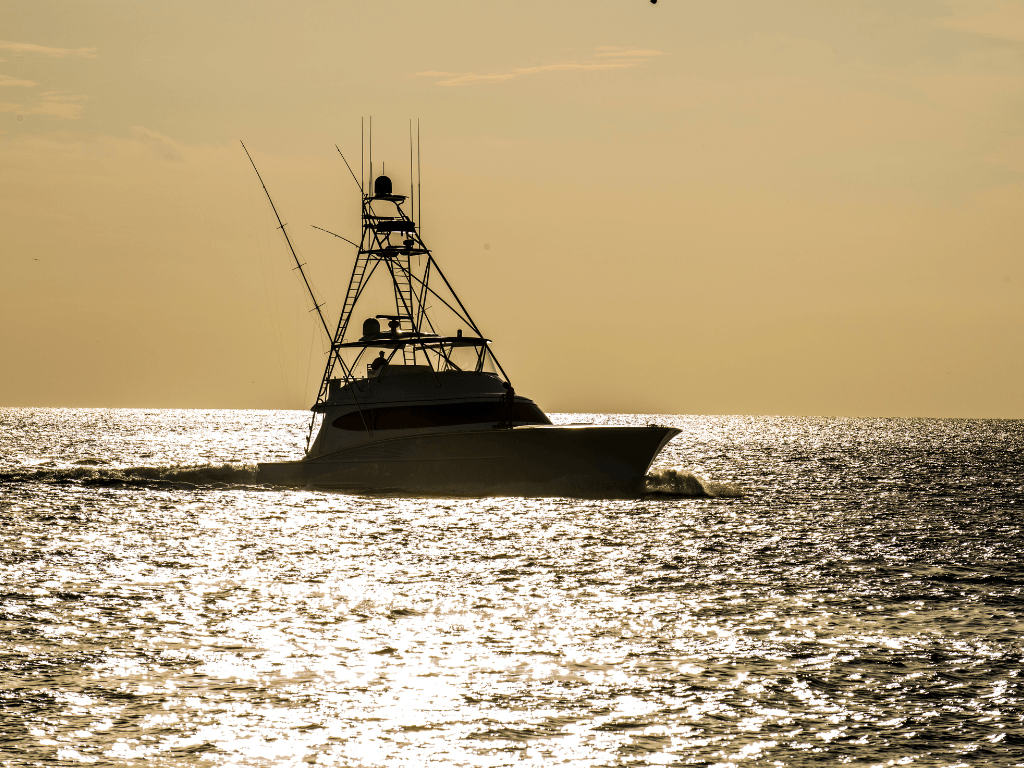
left=1, top=0, right=1022, bottom=417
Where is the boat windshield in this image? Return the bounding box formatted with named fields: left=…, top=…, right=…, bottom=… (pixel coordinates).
left=332, top=401, right=551, bottom=431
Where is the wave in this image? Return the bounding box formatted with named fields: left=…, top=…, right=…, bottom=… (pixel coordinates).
left=644, top=467, right=743, bottom=498
left=0, top=463, right=259, bottom=488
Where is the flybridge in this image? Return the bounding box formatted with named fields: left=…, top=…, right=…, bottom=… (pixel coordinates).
left=317, top=166, right=506, bottom=392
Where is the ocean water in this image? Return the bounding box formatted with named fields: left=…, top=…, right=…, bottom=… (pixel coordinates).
left=1, top=408, right=1022, bottom=767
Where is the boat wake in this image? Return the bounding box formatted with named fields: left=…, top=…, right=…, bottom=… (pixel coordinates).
left=1, top=463, right=260, bottom=488
left=643, top=467, right=743, bottom=498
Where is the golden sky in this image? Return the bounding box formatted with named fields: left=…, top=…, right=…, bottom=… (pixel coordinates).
left=1, top=0, right=1022, bottom=416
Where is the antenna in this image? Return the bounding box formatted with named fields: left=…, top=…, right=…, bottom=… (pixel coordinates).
left=417, top=119, right=422, bottom=233
left=241, top=141, right=331, bottom=341
left=361, top=117, right=364, bottom=194
left=409, top=119, right=414, bottom=213
left=369, top=116, right=372, bottom=187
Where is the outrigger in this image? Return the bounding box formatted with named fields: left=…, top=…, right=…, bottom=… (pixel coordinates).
left=245, top=136, right=678, bottom=496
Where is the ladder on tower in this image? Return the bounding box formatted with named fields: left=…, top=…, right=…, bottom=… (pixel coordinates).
left=334, top=252, right=370, bottom=359
left=393, top=253, right=416, bottom=364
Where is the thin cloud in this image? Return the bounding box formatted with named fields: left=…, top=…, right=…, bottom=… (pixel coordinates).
left=938, top=9, right=1024, bottom=43
left=0, top=91, right=87, bottom=119
left=594, top=47, right=665, bottom=58
left=418, top=48, right=664, bottom=87
left=0, top=40, right=98, bottom=58
left=0, top=74, right=37, bottom=87
left=130, top=125, right=186, bottom=162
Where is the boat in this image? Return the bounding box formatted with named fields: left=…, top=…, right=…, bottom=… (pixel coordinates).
left=244, top=138, right=679, bottom=496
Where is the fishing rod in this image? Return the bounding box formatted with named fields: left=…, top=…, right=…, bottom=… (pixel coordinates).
left=311, top=225, right=360, bottom=249
left=243, top=141, right=369, bottom=448
left=241, top=141, right=332, bottom=342
left=335, top=145, right=363, bottom=195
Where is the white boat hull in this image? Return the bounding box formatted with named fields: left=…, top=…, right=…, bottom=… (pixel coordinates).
left=257, top=424, right=680, bottom=497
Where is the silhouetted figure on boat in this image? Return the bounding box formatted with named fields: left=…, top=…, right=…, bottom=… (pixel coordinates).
left=495, top=381, right=516, bottom=429
left=371, top=352, right=388, bottom=371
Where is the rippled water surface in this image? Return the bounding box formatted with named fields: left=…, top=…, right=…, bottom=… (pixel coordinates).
left=1, top=409, right=1022, bottom=766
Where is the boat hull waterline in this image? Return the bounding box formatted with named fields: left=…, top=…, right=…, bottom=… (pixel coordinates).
left=257, top=424, right=680, bottom=497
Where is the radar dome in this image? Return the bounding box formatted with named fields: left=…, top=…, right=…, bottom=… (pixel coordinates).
left=362, top=317, right=381, bottom=338
left=374, top=175, right=393, bottom=196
